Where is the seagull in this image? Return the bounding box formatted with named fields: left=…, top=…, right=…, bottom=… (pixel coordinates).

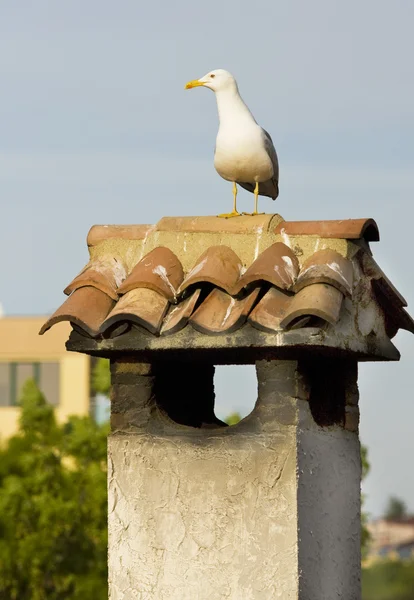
left=185, top=69, right=279, bottom=218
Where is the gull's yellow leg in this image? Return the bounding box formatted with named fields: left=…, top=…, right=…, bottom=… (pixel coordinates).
left=243, top=182, right=264, bottom=216
left=254, top=182, right=259, bottom=214
left=218, top=182, right=241, bottom=218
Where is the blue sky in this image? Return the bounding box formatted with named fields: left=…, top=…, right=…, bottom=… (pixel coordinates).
left=1, top=0, right=413, bottom=517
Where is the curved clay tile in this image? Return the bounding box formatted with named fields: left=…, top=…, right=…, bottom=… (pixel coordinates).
left=361, top=253, right=407, bottom=307
left=371, top=278, right=414, bottom=337
left=179, top=246, right=243, bottom=295
left=190, top=288, right=260, bottom=335
left=160, top=289, right=201, bottom=336
left=100, top=288, right=169, bottom=337
left=64, top=256, right=127, bottom=301
left=87, top=224, right=153, bottom=247
left=235, top=242, right=299, bottom=293
left=117, top=247, right=184, bottom=302
left=39, top=287, right=115, bottom=337
left=248, top=287, right=292, bottom=332
left=294, top=249, right=353, bottom=297
left=280, top=283, right=343, bottom=329
left=274, top=218, right=379, bottom=242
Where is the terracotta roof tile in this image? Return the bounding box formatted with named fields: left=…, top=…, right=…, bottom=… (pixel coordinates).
left=294, top=249, right=353, bottom=297
left=41, top=215, right=413, bottom=345
left=64, top=257, right=127, bottom=301
left=100, top=288, right=169, bottom=337
left=248, top=287, right=292, bottom=333
left=117, top=247, right=184, bottom=302
left=87, top=224, right=153, bottom=246
left=235, top=242, right=299, bottom=293
left=160, top=289, right=201, bottom=336
left=371, top=278, right=414, bottom=336
left=275, top=218, right=379, bottom=242
left=39, top=286, right=115, bottom=337
left=280, top=283, right=343, bottom=329
left=362, top=254, right=407, bottom=307
left=190, top=288, right=260, bottom=335
left=179, top=246, right=242, bottom=295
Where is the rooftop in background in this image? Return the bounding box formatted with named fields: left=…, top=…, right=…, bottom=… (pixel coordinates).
left=367, top=517, right=414, bottom=562
left=40, top=214, right=414, bottom=363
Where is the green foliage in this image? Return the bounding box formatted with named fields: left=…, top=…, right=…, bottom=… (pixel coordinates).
left=224, top=412, right=242, bottom=426
left=0, top=379, right=108, bottom=600
left=91, top=358, right=111, bottom=396
left=361, top=443, right=371, bottom=558
left=362, top=560, right=414, bottom=600
left=361, top=444, right=370, bottom=481
left=361, top=510, right=371, bottom=559
left=384, top=496, right=408, bottom=520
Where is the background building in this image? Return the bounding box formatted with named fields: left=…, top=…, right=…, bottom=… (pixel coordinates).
left=367, top=518, right=414, bottom=561
left=0, top=317, right=91, bottom=440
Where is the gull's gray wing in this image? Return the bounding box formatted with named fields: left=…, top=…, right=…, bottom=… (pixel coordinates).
left=238, top=128, right=279, bottom=200
left=261, top=129, right=279, bottom=199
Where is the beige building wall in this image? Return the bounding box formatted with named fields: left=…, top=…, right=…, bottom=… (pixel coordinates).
left=368, top=519, right=414, bottom=554
left=0, top=317, right=90, bottom=441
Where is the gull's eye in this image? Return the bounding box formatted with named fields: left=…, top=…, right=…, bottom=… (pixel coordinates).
left=210, top=74, right=215, bottom=78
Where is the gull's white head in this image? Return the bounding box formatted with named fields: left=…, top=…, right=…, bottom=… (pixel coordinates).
left=185, top=69, right=238, bottom=93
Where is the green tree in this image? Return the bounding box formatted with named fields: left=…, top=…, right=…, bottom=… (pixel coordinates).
left=384, top=496, right=408, bottom=520
left=91, top=358, right=111, bottom=396
left=224, top=412, right=242, bottom=426
left=362, top=560, right=414, bottom=600
left=0, top=379, right=108, bottom=600
left=361, top=444, right=371, bottom=558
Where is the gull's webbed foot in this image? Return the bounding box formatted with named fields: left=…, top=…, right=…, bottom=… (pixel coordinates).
left=218, top=211, right=242, bottom=219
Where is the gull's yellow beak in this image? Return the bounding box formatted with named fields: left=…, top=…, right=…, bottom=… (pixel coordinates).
left=185, top=79, right=205, bottom=90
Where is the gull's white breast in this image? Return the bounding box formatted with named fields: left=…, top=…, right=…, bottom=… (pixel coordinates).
left=214, top=123, right=274, bottom=184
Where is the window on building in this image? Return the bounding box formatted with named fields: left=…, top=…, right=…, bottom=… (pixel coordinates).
left=0, top=363, right=11, bottom=407
left=16, top=363, right=36, bottom=404
left=39, top=363, right=60, bottom=406
left=0, top=362, right=60, bottom=407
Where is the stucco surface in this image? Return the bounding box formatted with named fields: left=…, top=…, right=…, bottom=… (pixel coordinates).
left=108, top=360, right=362, bottom=600
left=109, top=430, right=298, bottom=600
left=297, top=409, right=361, bottom=599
